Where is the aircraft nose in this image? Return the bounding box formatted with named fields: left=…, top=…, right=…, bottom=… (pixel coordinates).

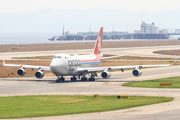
left=50, top=64, right=56, bottom=72
left=50, top=63, right=61, bottom=75
left=50, top=59, right=59, bottom=74
left=50, top=58, right=68, bottom=75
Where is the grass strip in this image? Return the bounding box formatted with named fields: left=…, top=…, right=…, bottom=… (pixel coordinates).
left=122, top=76, right=180, bottom=88
left=0, top=95, right=173, bottom=119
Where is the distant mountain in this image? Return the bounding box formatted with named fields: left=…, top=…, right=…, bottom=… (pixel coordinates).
left=0, top=8, right=180, bottom=34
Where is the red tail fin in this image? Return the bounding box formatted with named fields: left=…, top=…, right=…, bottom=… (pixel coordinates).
left=93, top=27, right=103, bottom=55
left=2, top=60, right=5, bottom=65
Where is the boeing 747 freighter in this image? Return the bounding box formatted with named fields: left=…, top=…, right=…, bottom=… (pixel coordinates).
left=3, top=27, right=170, bottom=83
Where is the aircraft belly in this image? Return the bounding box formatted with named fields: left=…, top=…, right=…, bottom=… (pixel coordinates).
left=65, top=63, right=100, bottom=76
left=50, top=65, right=69, bottom=76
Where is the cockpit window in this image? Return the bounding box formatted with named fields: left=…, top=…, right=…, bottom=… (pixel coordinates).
left=54, top=56, right=61, bottom=58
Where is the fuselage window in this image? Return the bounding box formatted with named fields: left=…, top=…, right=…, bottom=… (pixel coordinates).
left=68, top=59, right=81, bottom=66
left=54, top=56, right=61, bottom=58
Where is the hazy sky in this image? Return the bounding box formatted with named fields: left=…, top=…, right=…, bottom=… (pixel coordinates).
left=0, top=0, right=180, bottom=13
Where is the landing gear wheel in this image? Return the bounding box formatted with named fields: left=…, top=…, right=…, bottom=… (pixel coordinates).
left=56, top=77, right=65, bottom=83
left=89, top=78, right=95, bottom=81
left=81, top=77, right=87, bottom=81
left=56, top=79, right=59, bottom=83
left=71, top=77, right=77, bottom=81
left=60, top=78, right=65, bottom=82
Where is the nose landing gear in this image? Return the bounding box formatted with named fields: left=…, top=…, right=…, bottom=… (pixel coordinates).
left=56, top=76, right=65, bottom=83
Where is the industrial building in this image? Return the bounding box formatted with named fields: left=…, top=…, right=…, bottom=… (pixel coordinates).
left=134, top=22, right=159, bottom=34
left=49, top=22, right=180, bottom=41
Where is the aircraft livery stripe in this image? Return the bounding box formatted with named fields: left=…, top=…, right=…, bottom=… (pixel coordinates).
left=81, top=55, right=101, bottom=62
left=81, top=61, right=100, bottom=65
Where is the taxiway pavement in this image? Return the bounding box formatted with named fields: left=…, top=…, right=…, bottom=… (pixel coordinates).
left=1, top=45, right=180, bottom=60
left=1, top=45, right=180, bottom=120
left=1, top=65, right=180, bottom=120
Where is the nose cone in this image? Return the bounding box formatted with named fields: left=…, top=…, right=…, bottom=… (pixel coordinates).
left=50, top=65, right=58, bottom=75
left=50, top=58, right=67, bottom=76
left=50, top=59, right=60, bottom=75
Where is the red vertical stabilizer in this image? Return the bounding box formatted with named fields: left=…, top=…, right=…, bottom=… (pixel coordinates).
left=2, top=60, right=5, bottom=65
left=93, top=27, right=103, bottom=55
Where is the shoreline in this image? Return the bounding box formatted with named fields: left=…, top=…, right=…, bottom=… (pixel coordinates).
left=0, top=39, right=180, bottom=53
left=0, top=39, right=178, bottom=45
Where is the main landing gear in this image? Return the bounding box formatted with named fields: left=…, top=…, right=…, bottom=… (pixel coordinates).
left=81, top=74, right=95, bottom=81
left=88, top=73, right=95, bottom=81
left=56, top=74, right=96, bottom=83
left=71, top=76, right=77, bottom=82
left=81, top=77, right=95, bottom=81
left=81, top=76, right=87, bottom=81
left=88, top=77, right=95, bottom=81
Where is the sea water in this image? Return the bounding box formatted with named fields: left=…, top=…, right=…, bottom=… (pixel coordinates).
left=0, top=33, right=179, bottom=45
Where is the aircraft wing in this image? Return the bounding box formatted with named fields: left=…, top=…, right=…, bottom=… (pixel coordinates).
left=101, top=55, right=128, bottom=60
left=77, top=64, right=170, bottom=73
left=2, top=61, right=50, bottom=71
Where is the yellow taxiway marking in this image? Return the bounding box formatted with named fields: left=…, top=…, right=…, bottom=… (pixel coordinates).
left=82, top=93, right=90, bottom=96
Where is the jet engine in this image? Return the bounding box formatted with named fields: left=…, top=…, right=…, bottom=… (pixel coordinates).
left=17, top=68, right=26, bottom=76
left=132, top=69, right=142, bottom=77
left=101, top=71, right=111, bottom=79
left=35, top=70, right=44, bottom=79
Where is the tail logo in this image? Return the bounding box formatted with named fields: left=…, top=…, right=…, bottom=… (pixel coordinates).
left=98, top=36, right=101, bottom=52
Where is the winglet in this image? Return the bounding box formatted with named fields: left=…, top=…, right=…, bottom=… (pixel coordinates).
left=2, top=60, right=5, bottom=65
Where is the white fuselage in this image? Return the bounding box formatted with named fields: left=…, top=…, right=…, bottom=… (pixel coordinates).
left=50, top=53, right=101, bottom=76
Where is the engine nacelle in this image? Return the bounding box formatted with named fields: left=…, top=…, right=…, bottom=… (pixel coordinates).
left=17, top=68, right=26, bottom=76
left=101, top=71, right=111, bottom=79
left=35, top=70, right=44, bottom=79
left=132, top=69, right=142, bottom=77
